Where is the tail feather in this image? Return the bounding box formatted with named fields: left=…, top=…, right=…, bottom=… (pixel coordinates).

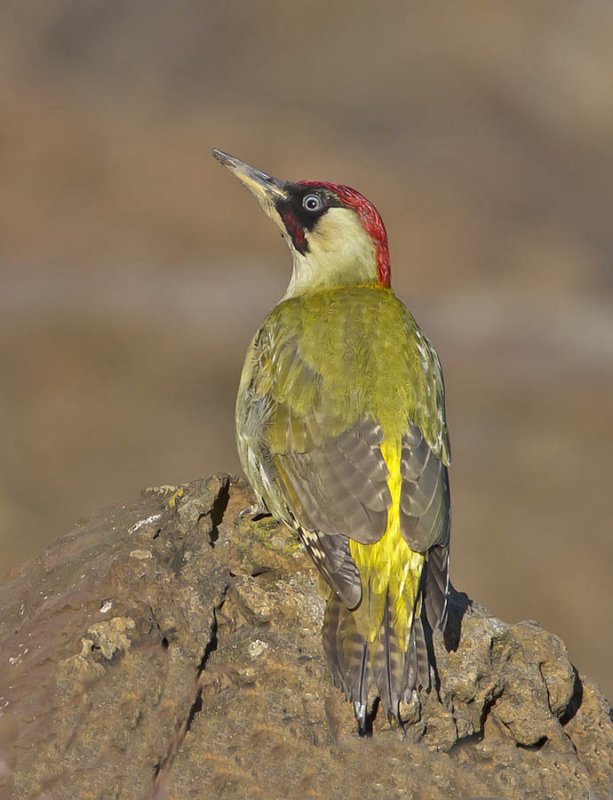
left=424, top=544, right=450, bottom=631
left=322, top=593, right=344, bottom=687
left=323, top=594, right=372, bottom=709
left=324, top=590, right=431, bottom=725
left=410, top=614, right=431, bottom=694
left=371, top=595, right=404, bottom=718
left=404, top=623, right=417, bottom=700
left=354, top=643, right=369, bottom=734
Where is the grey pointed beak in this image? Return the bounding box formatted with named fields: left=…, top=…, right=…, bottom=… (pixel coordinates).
left=212, top=149, right=287, bottom=207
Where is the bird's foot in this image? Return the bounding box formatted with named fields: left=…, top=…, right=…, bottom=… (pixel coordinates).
left=238, top=503, right=271, bottom=522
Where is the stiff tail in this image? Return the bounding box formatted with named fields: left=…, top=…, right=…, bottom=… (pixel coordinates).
left=323, top=590, right=429, bottom=729
left=371, top=597, right=404, bottom=723
left=323, top=594, right=372, bottom=734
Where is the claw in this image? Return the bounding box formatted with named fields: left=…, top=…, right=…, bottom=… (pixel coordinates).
left=238, top=503, right=271, bottom=522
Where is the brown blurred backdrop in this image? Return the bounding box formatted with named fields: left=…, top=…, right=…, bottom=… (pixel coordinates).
left=1, top=2, right=611, bottom=699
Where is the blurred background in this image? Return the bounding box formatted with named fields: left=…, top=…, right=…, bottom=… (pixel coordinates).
left=1, top=2, right=611, bottom=699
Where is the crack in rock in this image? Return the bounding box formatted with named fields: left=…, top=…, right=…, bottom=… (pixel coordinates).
left=150, top=585, right=229, bottom=795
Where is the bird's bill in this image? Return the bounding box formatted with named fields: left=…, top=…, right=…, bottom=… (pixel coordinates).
left=212, top=149, right=287, bottom=213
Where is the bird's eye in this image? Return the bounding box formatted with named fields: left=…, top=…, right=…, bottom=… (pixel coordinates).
left=303, top=194, right=323, bottom=212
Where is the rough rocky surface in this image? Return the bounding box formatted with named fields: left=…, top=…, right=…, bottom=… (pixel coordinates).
left=0, top=475, right=611, bottom=800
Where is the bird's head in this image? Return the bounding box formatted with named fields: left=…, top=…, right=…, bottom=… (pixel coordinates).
left=213, top=149, right=390, bottom=296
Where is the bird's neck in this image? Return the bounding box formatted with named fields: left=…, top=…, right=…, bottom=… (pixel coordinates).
left=283, top=208, right=387, bottom=298
left=284, top=246, right=386, bottom=298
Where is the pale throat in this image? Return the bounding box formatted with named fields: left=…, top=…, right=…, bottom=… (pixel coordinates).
left=283, top=208, right=379, bottom=297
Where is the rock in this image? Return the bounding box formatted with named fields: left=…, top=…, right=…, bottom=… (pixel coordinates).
left=0, top=475, right=611, bottom=800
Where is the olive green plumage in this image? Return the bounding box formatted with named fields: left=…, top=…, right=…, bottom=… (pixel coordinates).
left=236, top=285, right=451, bottom=725
left=237, top=285, right=450, bottom=519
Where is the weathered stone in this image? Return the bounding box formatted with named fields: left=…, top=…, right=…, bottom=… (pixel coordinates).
left=0, top=476, right=611, bottom=800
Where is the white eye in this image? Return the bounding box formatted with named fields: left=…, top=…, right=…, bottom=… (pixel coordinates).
left=303, top=193, right=323, bottom=212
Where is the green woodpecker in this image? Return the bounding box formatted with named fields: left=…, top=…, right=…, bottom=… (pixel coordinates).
left=213, top=149, right=451, bottom=734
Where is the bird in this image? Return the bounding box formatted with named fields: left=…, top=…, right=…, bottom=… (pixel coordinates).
left=212, top=148, right=451, bottom=735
